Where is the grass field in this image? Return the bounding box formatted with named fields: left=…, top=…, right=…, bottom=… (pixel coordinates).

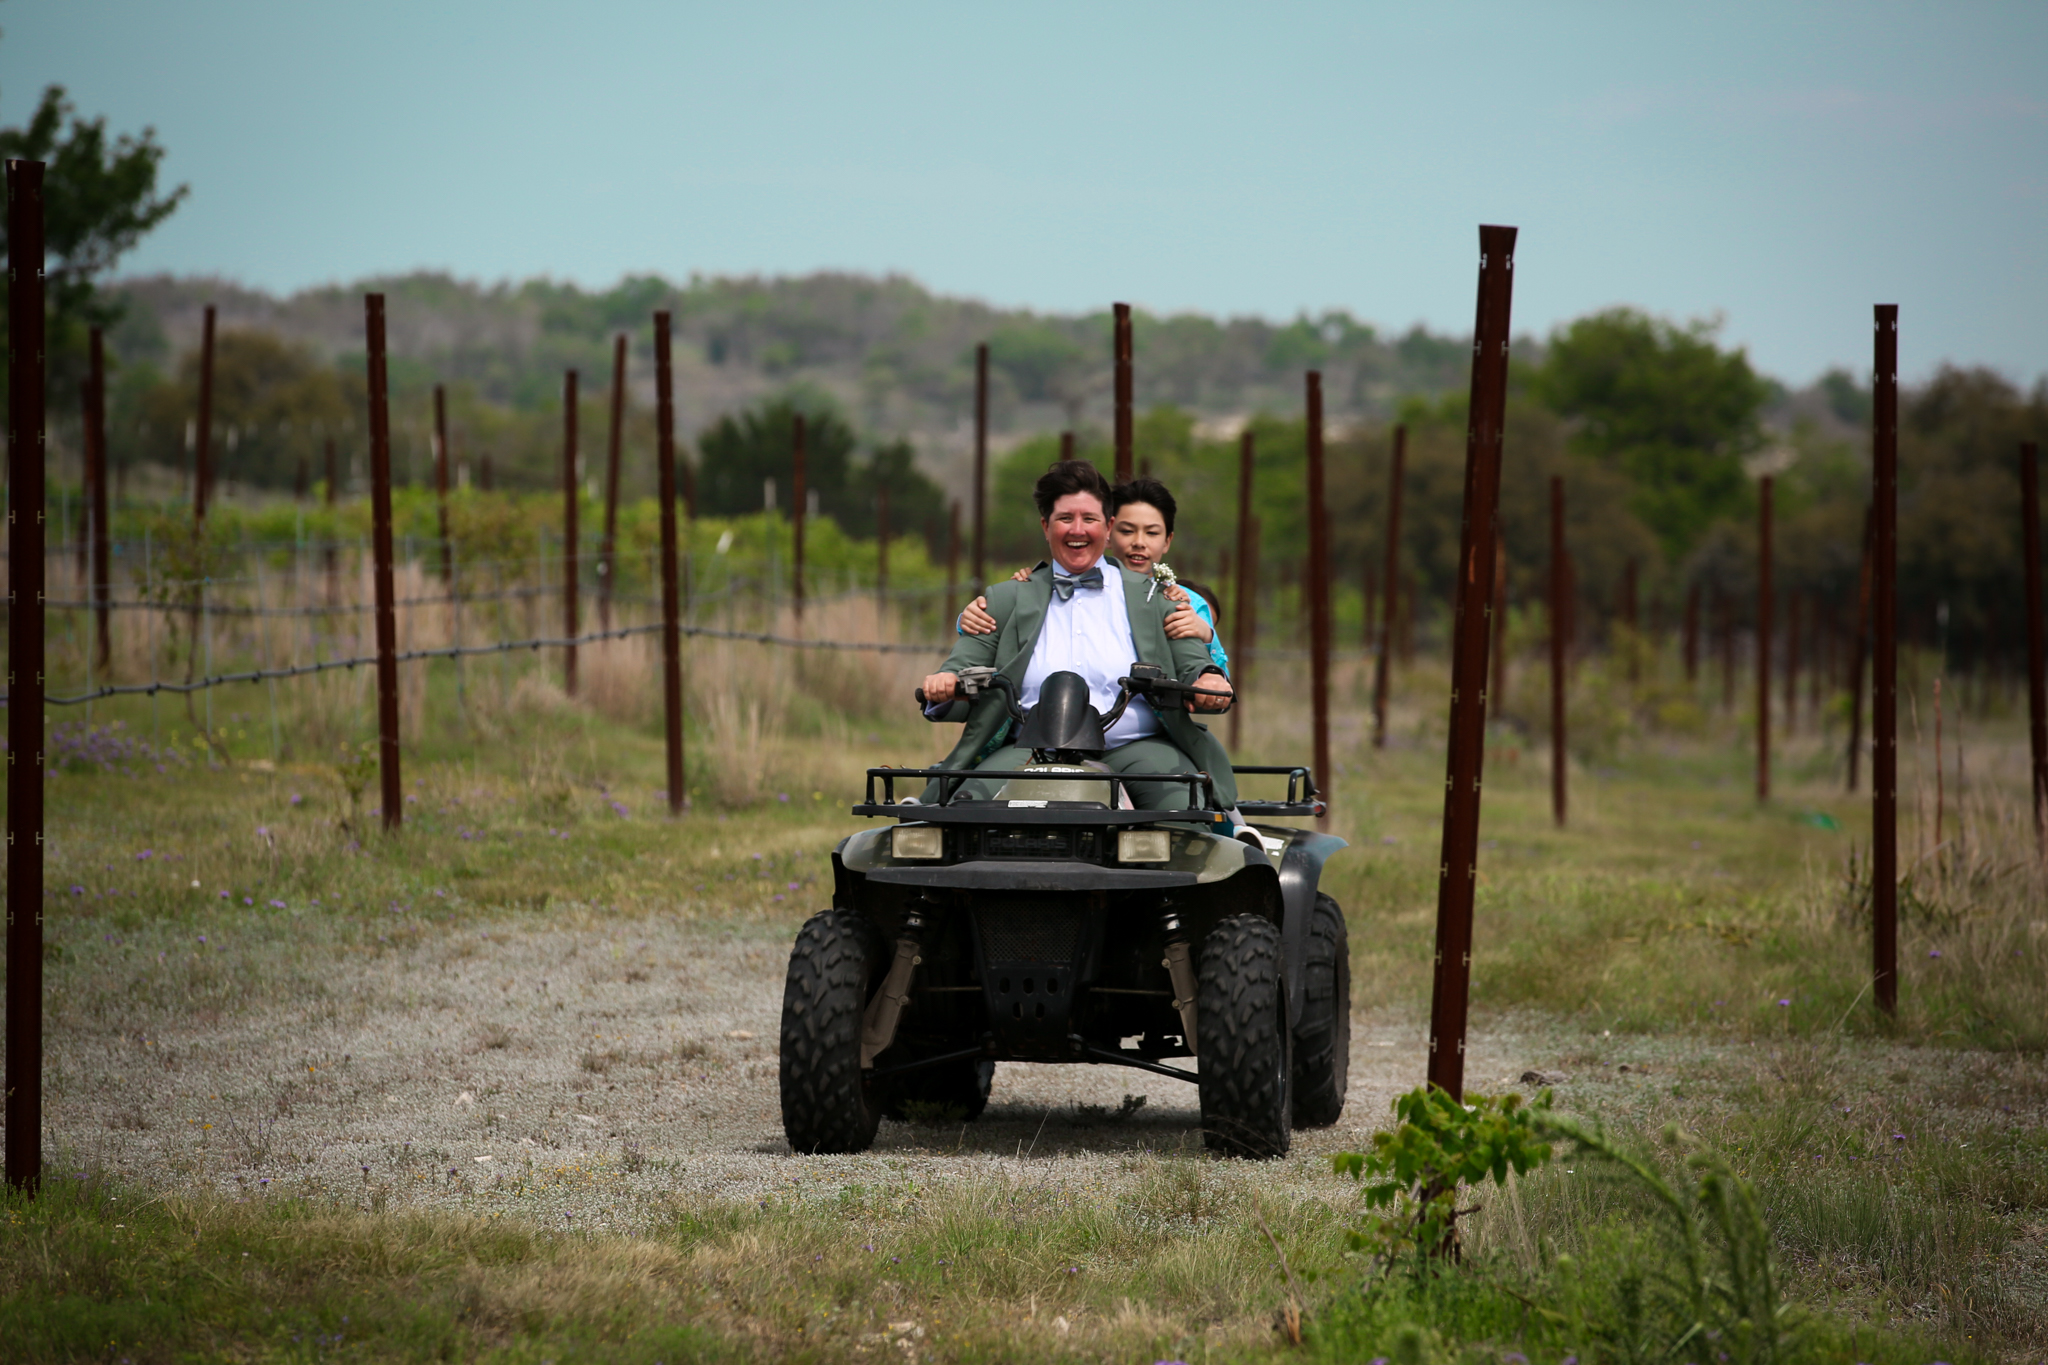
left=3, top=634, right=2044, bottom=1363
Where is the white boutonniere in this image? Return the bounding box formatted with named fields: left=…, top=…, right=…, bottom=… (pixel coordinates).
left=1146, top=561, right=1177, bottom=602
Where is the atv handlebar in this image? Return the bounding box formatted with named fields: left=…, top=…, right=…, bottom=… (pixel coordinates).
left=916, top=662, right=1232, bottom=718
left=914, top=666, right=1024, bottom=721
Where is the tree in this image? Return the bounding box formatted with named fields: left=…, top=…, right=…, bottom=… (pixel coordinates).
left=131, top=329, right=351, bottom=490
left=1531, top=308, right=1767, bottom=558
left=847, top=436, right=946, bottom=555
left=695, top=393, right=856, bottom=522
left=0, top=84, right=188, bottom=393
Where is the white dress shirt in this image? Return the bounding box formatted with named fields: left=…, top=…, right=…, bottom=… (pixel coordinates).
left=1019, top=557, right=1161, bottom=748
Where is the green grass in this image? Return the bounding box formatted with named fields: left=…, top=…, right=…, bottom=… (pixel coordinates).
left=7, top=650, right=2046, bottom=1361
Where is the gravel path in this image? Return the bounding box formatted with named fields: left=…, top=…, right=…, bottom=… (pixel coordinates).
left=46, top=912, right=1692, bottom=1229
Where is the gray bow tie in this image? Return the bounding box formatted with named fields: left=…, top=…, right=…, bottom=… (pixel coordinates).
left=1051, top=567, right=1104, bottom=601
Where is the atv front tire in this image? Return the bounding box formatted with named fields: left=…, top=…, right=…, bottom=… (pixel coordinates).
left=1291, top=893, right=1351, bottom=1127
left=1197, top=913, right=1292, bottom=1159
left=779, top=908, right=885, bottom=1154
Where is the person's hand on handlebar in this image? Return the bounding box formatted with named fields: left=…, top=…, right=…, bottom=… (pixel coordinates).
left=1188, top=670, right=1234, bottom=713
left=920, top=671, right=960, bottom=705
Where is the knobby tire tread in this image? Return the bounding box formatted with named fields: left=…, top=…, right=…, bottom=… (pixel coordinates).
left=779, top=908, right=884, bottom=1154
left=1196, top=913, right=1292, bottom=1159
left=1291, top=892, right=1351, bottom=1127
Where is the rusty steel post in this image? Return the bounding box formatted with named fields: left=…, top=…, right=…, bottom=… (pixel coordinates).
left=6, top=157, right=47, bottom=1194
left=1758, top=476, right=1773, bottom=801
left=2022, top=442, right=2046, bottom=848
left=1872, top=305, right=1900, bottom=1015
left=654, top=312, right=686, bottom=815
left=1060, top=431, right=1075, bottom=461
left=194, top=304, right=215, bottom=523
left=791, top=413, right=807, bottom=622
left=88, top=326, right=110, bottom=668
left=598, top=335, right=626, bottom=630
left=972, top=344, right=988, bottom=591
left=561, top=370, right=580, bottom=695
left=434, top=384, right=452, bottom=582
left=1426, top=225, right=1517, bottom=1102
left=1374, top=426, right=1406, bottom=748
left=1113, top=303, right=1134, bottom=482
left=365, top=294, right=403, bottom=833
left=1550, top=477, right=1567, bottom=827
left=1684, top=579, right=1700, bottom=683
left=1305, top=373, right=1333, bottom=829
left=1230, top=430, right=1256, bottom=751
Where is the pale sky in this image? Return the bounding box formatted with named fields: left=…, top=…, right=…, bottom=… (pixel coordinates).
left=8, top=1, right=2045, bottom=386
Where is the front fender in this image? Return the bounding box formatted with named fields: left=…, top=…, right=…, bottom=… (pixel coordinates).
left=1269, top=829, right=1347, bottom=1023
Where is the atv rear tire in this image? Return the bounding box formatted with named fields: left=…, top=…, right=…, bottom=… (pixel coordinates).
left=878, top=1055, right=994, bottom=1123
left=1196, top=913, right=1292, bottom=1159
left=1291, top=893, right=1351, bottom=1127
left=779, top=908, right=885, bottom=1154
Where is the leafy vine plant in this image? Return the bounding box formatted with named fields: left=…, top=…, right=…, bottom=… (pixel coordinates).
left=1332, top=1086, right=1555, bottom=1268
left=1335, top=1087, right=1794, bottom=1365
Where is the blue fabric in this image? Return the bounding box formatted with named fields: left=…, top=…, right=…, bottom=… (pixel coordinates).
left=1189, top=592, right=1230, bottom=675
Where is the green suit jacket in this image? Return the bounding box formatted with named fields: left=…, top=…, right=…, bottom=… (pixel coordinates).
left=922, top=562, right=1238, bottom=809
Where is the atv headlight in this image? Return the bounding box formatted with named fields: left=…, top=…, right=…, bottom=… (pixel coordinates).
left=1118, top=830, right=1171, bottom=863
left=891, top=826, right=944, bottom=860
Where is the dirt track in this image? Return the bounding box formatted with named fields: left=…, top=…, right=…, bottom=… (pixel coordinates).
left=46, top=912, right=1679, bottom=1227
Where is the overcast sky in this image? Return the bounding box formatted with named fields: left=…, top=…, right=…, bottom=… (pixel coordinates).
left=7, top=2, right=2044, bottom=386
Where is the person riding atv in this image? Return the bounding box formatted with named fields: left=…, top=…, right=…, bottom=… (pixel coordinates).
left=918, top=461, right=1236, bottom=810
left=776, top=460, right=1350, bottom=1159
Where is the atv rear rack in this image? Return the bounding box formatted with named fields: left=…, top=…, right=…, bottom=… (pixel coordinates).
left=1231, top=766, right=1327, bottom=819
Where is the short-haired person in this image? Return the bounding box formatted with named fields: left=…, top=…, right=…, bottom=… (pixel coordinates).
left=959, top=476, right=1227, bottom=675
left=919, top=461, right=1237, bottom=811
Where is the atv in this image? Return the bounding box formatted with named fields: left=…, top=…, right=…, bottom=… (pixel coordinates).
left=777, top=664, right=1349, bottom=1159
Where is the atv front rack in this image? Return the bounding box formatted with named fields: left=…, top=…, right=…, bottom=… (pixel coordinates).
left=854, top=766, right=1224, bottom=822
left=852, top=763, right=1325, bottom=820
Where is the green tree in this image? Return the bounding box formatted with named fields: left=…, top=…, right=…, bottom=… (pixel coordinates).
left=1532, top=308, right=1767, bottom=558
left=986, top=322, right=1086, bottom=403
left=695, top=392, right=856, bottom=521
left=131, top=330, right=352, bottom=490
left=846, top=436, right=946, bottom=555
left=0, top=84, right=187, bottom=394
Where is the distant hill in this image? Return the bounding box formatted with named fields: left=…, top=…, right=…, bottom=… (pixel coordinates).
left=102, top=270, right=1484, bottom=494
